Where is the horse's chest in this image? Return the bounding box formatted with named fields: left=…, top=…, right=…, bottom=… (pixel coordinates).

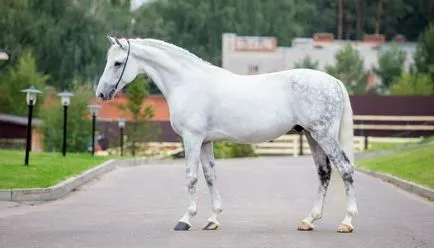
left=168, top=107, right=207, bottom=136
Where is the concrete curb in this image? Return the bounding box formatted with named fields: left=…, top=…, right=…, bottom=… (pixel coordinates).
left=356, top=167, right=434, bottom=201
left=0, top=159, right=117, bottom=202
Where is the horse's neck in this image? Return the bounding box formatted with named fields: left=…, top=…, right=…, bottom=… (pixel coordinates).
left=131, top=41, right=224, bottom=98
left=131, top=43, right=182, bottom=97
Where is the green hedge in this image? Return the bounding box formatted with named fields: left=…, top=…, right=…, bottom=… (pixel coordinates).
left=213, top=141, right=256, bottom=159
left=173, top=140, right=256, bottom=159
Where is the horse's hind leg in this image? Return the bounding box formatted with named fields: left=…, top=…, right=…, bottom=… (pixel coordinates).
left=298, top=131, right=331, bottom=231
left=200, top=141, right=223, bottom=230
left=311, top=132, right=358, bottom=233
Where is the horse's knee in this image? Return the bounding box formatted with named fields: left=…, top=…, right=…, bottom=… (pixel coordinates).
left=186, top=176, right=198, bottom=189
left=205, top=174, right=216, bottom=186
left=342, top=171, right=354, bottom=184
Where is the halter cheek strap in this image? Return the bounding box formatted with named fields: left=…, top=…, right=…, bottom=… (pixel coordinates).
left=113, top=40, right=131, bottom=91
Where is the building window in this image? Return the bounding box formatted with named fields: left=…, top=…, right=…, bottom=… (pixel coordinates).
left=248, top=65, right=259, bottom=74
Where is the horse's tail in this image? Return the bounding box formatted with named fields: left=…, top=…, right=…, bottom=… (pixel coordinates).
left=337, top=80, right=354, bottom=164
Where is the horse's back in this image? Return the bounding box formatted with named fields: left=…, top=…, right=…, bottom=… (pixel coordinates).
left=198, top=69, right=342, bottom=142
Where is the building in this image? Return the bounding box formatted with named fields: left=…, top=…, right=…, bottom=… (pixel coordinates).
left=221, top=33, right=416, bottom=77
left=0, top=114, right=43, bottom=151
left=92, top=94, right=179, bottom=144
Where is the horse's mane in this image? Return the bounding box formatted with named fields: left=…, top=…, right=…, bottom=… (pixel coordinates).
left=131, top=38, right=213, bottom=67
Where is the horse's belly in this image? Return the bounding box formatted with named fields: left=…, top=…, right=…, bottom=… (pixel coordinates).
left=209, top=115, right=293, bottom=143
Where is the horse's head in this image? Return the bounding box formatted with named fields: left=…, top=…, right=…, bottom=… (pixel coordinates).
left=96, top=36, right=139, bottom=101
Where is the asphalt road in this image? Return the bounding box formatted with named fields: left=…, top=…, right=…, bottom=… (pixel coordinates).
left=1, top=156, right=433, bottom=248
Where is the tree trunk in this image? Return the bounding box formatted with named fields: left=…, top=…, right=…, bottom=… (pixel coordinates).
left=131, top=121, right=137, bottom=157
left=345, top=12, right=352, bottom=40
left=338, top=0, right=344, bottom=39
left=428, top=1, right=434, bottom=23
left=375, top=0, right=383, bottom=34
left=356, top=0, right=362, bottom=40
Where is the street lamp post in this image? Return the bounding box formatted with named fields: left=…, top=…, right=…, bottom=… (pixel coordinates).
left=21, top=86, right=42, bottom=166
left=118, top=118, right=126, bottom=157
left=57, top=91, right=74, bottom=157
left=87, top=104, right=101, bottom=156
left=0, top=49, right=10, bottom=69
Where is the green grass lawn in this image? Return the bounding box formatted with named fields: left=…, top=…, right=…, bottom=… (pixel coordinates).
left=0, top=150, right=110, bottom=189
left=357, top=145, right=434, bottom=189
left=367, top=142, right=407, bottom=151
left=366, top=136, right=434, bottom=152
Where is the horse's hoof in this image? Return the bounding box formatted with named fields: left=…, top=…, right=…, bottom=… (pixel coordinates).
left=297, top=221, right=314, bottom=231
left=202, top=221, right=219, bottom=230
left=174, top=221, right=191, bottom=231
left=337, top=223, right=353, bottom=233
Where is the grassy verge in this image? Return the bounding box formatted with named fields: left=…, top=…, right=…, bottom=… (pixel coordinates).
left=367, top=142, right=408, bottom=151
left=0, top=150, right=110, bottom=189
left=357, top=145, right=434, bottom=189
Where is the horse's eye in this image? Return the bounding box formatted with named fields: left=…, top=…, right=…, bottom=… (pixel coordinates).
left=114, top=61, right=122, bottom=67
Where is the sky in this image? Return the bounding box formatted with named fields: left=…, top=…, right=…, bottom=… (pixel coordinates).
left=131, top=0, right=149, bottom=11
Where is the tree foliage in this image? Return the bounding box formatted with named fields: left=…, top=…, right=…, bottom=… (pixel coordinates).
left=41, top=84, right=92, bottom=152
left=389, top=73, right=433, bottom=96
left=212, top=141, right=255, bottom=159
left=0, top=0, right=432, bottom=102
left=374, top=43, right=406, bottom=89
left=312, top=0, right=430, bottom=41
left=0, top=49, right=48, bottom=116
left=293, top=56, right=319, bottom=70
left=326, top=45, right=367, bottom=95
left=133, top=0, right=316, bottom=65
left=0, top=0, right=431, bottom=91
left=414, top=24, right=434, bottom=89
left=0, top=0, right=108, bottom=89
left=120, top=76, right=159, bottom=156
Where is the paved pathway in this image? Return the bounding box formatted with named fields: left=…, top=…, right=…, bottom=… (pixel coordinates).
left=1, top=156, right=433, bottom=248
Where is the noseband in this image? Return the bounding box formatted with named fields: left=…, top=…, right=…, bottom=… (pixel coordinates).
left=112, top=40, right=131, bottom=93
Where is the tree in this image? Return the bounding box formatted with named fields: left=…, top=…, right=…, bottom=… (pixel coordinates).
left=0, top=49, right=48, bottom=117
left=325, top=45, right=367, bottom=95
left=394, top=0, right=434, bottom=41
left=133, top=0, right=316, bottom=65
left=120, top=76, right=157, bottom=156
left=0, top=0, right=130, bottom=90
left=389, top=73, right=433, bottom=96
left=293, top=56, right=319, bottom=70
left=374, top=43, right=406, bottom=90
left=0, top=0, right=431, bottom=95
left=40, top=84, right=92, bottom=152
left=414, top=24, right=434, bottom=88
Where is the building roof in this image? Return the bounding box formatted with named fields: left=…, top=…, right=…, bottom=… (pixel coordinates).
left=0, top=113, right=42, bottom=126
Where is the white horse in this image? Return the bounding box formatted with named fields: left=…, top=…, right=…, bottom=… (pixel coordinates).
left=96, top=36, right=358, bottom=233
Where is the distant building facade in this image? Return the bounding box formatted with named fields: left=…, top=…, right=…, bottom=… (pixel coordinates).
left=221, top=33, right=416, bottom=76
left=0, top=114, right=42, bottom=151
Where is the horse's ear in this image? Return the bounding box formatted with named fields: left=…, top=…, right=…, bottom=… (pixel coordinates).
left=107, top=35, right=116, bottom=45
left=114, top=38, right=122, bottom=47
left=114, top=38, right=127, bottom=50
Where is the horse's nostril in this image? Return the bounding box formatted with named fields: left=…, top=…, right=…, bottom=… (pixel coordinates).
left=99, top=93, right=104, bottom=99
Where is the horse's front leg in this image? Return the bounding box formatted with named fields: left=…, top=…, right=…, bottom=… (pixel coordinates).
left=200, top=141, right=223, bottom=230
left=174, top=133, right=203, bottom=231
